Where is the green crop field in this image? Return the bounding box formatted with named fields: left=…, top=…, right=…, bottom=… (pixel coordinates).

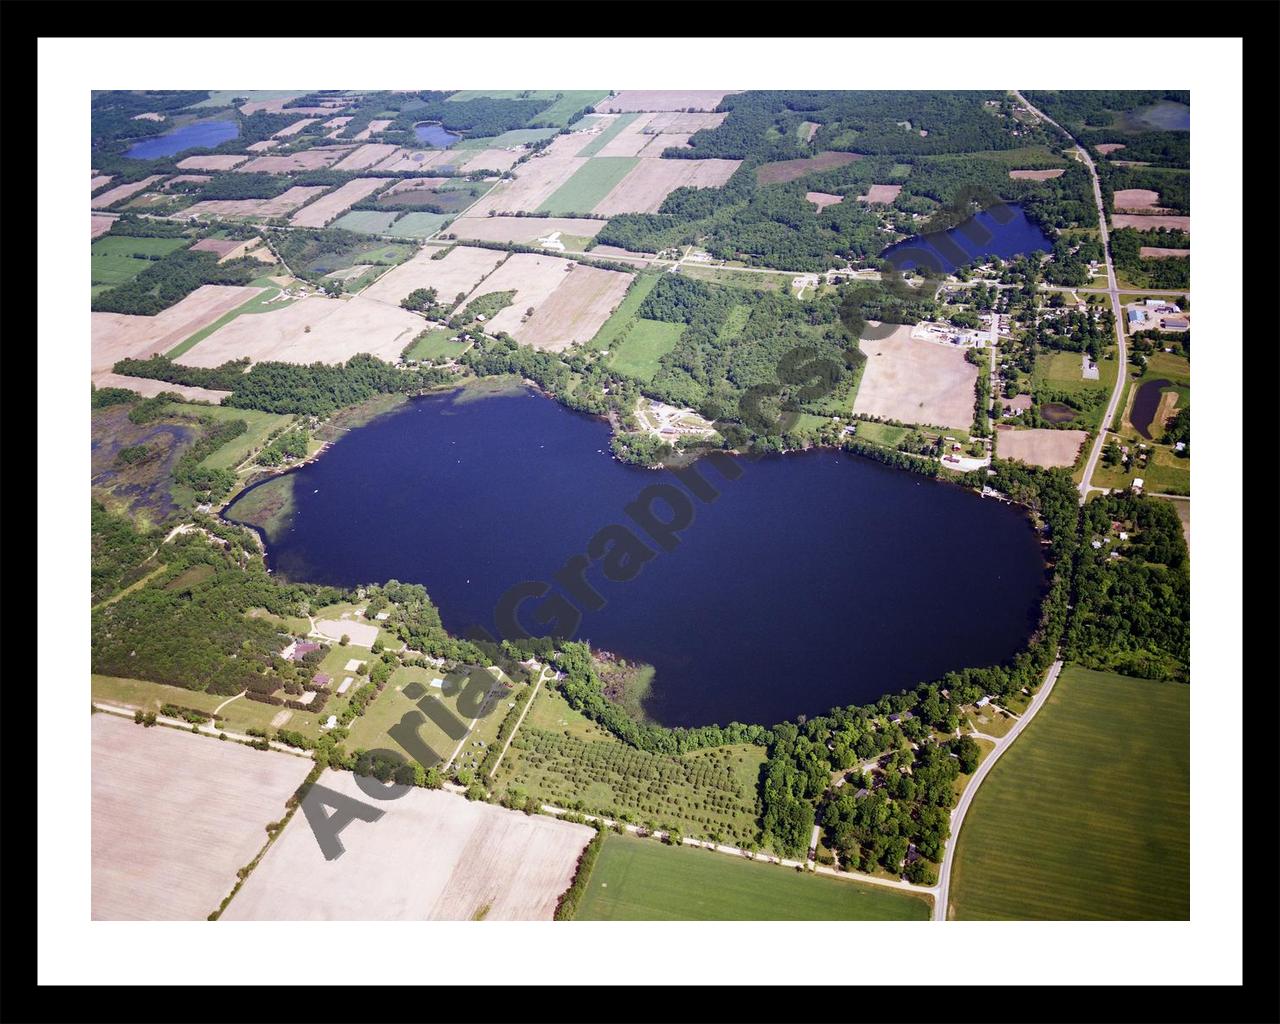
left=589, top=273, right=661, bottom=350
left=574, top=834, right=931, bottom=921
left=330, top=210, right=400, bottom=235
left=91, top=236, right=188, bottom=293
left=538, top=157, right=638, bottom=216
left=447, top=90, right=609, bottom=128
left=386, top=211, right=450, bottom=239
left=607, top=319, right=684, bottom=380
left=192, top=89, right=298, bottom=109
left=577, top=113, right=639, bottom=157
left=949, top=665, right=1189, bottom=920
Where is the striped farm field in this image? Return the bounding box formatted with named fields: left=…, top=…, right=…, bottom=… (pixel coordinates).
left=538, top=157, right=639, bottom=216
left=574, top=833, right=930, bottom=921
left=577, top=113, right=639, bottom=157
left=949, top=665, right=1189, bottom=920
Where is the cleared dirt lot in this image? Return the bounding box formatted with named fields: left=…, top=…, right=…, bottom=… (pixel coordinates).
left=312, top=618, right=378, bottom=647
left=92, top=284, right=266, bottom=372
left=181, top=186, right=328, bottom=221
left=1113, top=188, right=1162, bottom=210
left=290, top=178, right=386, bottom=227
left=177, top=294, right=424, bottom=367
left=362, top=245, right=507, bottom=308
left=1139, top=247, right=1190, bottom=259
left=592, top=158, right=741, bottom=216
left=92, top=713, right=311, bottom=920
left=91, top=175, right=164, bottom=209
left=756, top=151, right=860, bottom=185
left=994, top=426, right=1088, bottom=469
left=456, top=252, right=572, bottom=336
left=237, top=148, right=352, bottom=173
left=1009, top=168, right=1066, bottom=180
left=1111, top=213, right=1190, bottom=232
left=91, top=213, right=118, bottom=238
left=447, top=215, right=606, bottom=245
left=596, top=90, right=735, bottom=112
left=481, top=156, right=587, bottom=213
left=176, top=154, right=249, bottom=171
left=857, top=183, right=902, bottom=203
left=806, top=192, right=844, bottom=210
left=853, top=324, right=978, bottom=430
left=333, top=143, right=399, bottom=171
left=1096, top=143, right=1126, bottom=155
left=91, top=174, right=113, bottom=193
left=519, top=264, right=633, bottom=351
left=222, top=770, right=593, bottom=921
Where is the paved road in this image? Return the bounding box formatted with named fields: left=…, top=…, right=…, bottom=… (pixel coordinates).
left=1013, top=91, right=1128, bottom=502
left=933, top=658, right=1064, bottom=921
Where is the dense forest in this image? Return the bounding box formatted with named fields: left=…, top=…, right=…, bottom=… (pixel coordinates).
left=1109, top=227, right=1191, bottom=289
left=1067, top=493, right=1190, bottom=681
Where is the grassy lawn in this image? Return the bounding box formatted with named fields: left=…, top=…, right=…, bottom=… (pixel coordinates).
left=589, top=272, right=661, bottom=350
left=573, top=833, right=931, bottom=921
left=404, top=328, right=467, bottom=362
left=949, top=665, right=1189, bottom=920
left=607, top=319, right=684, bottom=380
left=495, top=685, right=766, bottom=847
left=852, top=421, right=909, bottom=447
left=538, top=157, right=638, bottom=216
left=344, top=663, right=517, bottom=772
left=577, top=113, right=639, bottom=157
left=166, top=278, right=296, bottom=359
left=679, top=265, right=791, bottom=292
left=1031, top=348, right=1117, bottom=432
left=157, top=402, right=294, bottom=471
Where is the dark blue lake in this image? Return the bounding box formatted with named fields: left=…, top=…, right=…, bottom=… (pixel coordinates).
left=880, top=203, right=1053, bottom=274
left=414, top=123, right=461, bottom=147
left=124, top=120, right=239, bottom=159
left=228, top=389, right=1047, bottom=727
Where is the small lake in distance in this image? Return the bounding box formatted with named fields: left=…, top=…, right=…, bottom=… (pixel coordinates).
left=879, top=203, right=1053, bottom=275
left=124, top=120, right=240, bottom=159
left=225, top=389, right=1048, bottom=728
left=415, top=123, right=461, bottom=147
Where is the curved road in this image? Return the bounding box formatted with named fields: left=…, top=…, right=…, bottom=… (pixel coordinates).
left=933, top=658, right=1063, bottom=920
left=1012, top=91, right=1128, bottom=501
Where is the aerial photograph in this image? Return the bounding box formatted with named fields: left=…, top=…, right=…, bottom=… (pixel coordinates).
left=85, top=85, right=1193, bottom=926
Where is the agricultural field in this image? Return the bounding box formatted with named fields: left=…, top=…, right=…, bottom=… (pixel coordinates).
left=448, top=89, right=610, bottom=127
left=361, top=245, right=506, bottom=309
left=91, top=175, right=166, bottom=209
left=589, top=272, right=662, bottom=350
left=595, top=91, right=735, bottom=113
left=91, top=712, right=311, bottom=920
left=517, top=263, right=633, bottom=352
left=450, top=252, right=570, bottom=337
left=91, top=284, right=267, bottom=378
left=90, top=236, right=189, bottom=297
left=329, top=210, right=400, bottom=235
left=539, top=157, right=640, bottom=215
left=755, top=151, right=861, bottom=185
left=222, top=770, right=594, bottom=920
left=1111, top=214, right=1191, bottom=232
left=181, top=186, right=328, bottom=222
left=573, top=833, right=930, bottom=921
left=481, top=156, right=588, bottom=214
left=446, top=215, right=607, bottom=246
left=994, top=427, right=1088, bottom=469
left=237, top=148, right=353, bottom=173
left=165, top=277, right=299, bottom=359
left=332, top=143, right=399, bottom=171
left=175, top=154, right=249, bottom=172
left=386, top=211, right=451, bottom=239
left=494, top=685, right=765, bottom=847
left=592, top=158, right=741, bottom=216
left=853, top=324, right=978, bottom=430
left=949, top=666, right=1189, bottom=920
left=288, top=178, right=386, bottom=227
left=607, top=319, right=685, bottom=380
left=175, top=293, right=423, bottom=367
left=91, top=213, right=118, bottom=239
